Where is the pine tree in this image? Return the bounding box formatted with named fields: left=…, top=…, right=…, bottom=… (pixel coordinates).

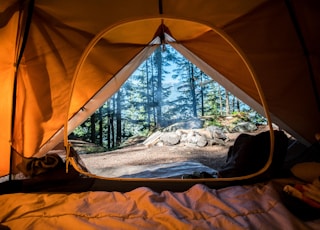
left=116, top=90, right=122, bottom=146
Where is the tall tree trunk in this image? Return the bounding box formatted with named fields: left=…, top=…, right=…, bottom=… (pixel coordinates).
left=90, top=113, right=96, bottom=143
left=200, top=71, right=204, bottom=116
left=232, top=95, right=235, bottom=113
left=150, top=56, right=157, bottom=127
left=106, top=101, right=111, bottom=149
left=218, top=86, right=223, bottom=115
left=111, top=97, right=116, bottom=148
left=146, top=60, right=151, bottom=130
left=225, top=89, right=230, bottom=116
left=110, top=114, right=114, bottom=148
left=155, top=48, right=162, bottom=127
left=190, top=63, right=197, bottom=117
left=99, top=107, right=103, bottom=146
left=116, top=91, right=122, bottom=146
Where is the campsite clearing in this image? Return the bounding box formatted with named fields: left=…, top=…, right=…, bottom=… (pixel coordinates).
left=77, top=125, right=271, bottom=178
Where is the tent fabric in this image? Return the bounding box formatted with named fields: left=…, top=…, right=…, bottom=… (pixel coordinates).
left=0, top=0, right=320, bottom=177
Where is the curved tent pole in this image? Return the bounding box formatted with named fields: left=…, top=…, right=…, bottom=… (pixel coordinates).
left=167, top=25, right=275, bottom=181
left=64, top=18, right=275, bottom=183
left=201, top=26, right=275, bottom=181
left=9, top=0, right=34, bottom=180
left=63, top=26, right=114, bottom=173
left=63, top=22, right=160, bottom=173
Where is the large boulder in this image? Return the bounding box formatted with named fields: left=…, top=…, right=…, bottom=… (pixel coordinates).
left=195, top=134, right=208, bottom=147
left=160, top=132, right=180, bottom=145
left=206, top=126, right=228, bottom=140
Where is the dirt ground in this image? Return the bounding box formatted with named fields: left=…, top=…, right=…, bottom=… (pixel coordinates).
left=78, top=125, right=271, bottom=177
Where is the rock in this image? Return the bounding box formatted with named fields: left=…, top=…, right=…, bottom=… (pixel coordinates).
left=206, top=126, right=228, bottom=140
left=160, top=132, right=180, bottom=145
left=185, top=142, right=197, bottom=147
left=194, top=129, right=212, bottom=139
left=180, top=133, right=188, bottom=143
left=195, top=134, right=208, bottom=147
left=207, top=138, right=226, bottom=146
left=143, top=131, right=163, bottom=146
left=145, top=123, right=231, bottom=148
left=231, top=122, right=257, bottom=132
left=186, top=131, right=197, bottom=144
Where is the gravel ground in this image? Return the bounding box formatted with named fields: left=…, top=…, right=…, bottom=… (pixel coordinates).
left=78, top=132, right=243, bottom=178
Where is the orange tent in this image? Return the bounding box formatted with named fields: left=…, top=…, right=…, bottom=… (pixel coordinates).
left=0, top=0, right=319, bottom=178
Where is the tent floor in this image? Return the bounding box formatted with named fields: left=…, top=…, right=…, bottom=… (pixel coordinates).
left=1, top=141, right=319, bottom=194
left=0, top=164, right=292, bottom=194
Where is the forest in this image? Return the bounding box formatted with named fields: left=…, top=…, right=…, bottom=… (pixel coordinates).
left=71, top=45, right=265, bottom=149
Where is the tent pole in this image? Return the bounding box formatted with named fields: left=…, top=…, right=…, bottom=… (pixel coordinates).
left=64, top=22, right=274, bottom=182
left=191, top=26, right=275, bottom=181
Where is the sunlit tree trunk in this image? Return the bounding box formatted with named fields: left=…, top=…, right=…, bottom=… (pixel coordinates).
left=155, top=48, right=162, bottom=127
left=150, top=57, right=157, bottom=127
left=225, top=89, right=230, bottom=115
left=218, top=86, right=223, bottom=115
left=145, top=60, right=151, bottom=130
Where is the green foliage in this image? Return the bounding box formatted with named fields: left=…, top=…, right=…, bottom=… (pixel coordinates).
left=71, top=120, right=91, bottom=141
left=72, top=45, right=266, bottom=151
left=203, top=118, right=222, bottom=128
left=231, top=111, right=251, bottom=123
